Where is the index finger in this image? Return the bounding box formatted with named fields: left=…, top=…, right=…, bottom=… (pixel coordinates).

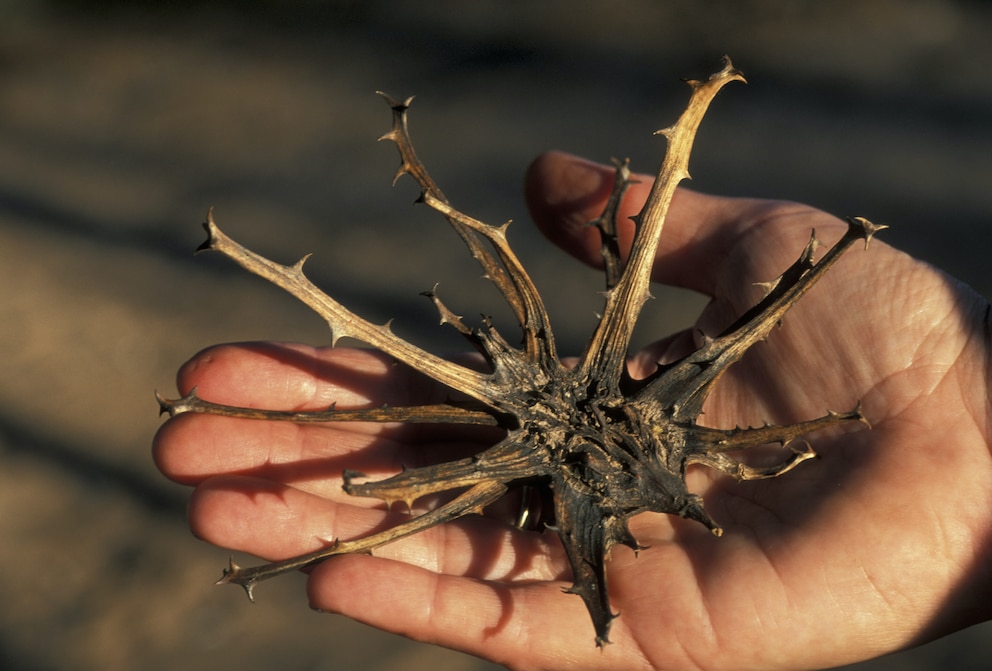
left=524, top=151, right=847, bottom=297
left=175, top=341, right=429, bottom=410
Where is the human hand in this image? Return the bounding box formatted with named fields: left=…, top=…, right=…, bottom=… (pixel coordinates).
left=154, top=150, right=992, bottom=670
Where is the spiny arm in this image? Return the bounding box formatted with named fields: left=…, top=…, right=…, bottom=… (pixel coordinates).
left=200, top=213, right=494, bottom=404
left=379, top=94, right=558, bottom=364
left=642, top=216, right=886, bottom=421
left=577, top=59, right=745, bottom=389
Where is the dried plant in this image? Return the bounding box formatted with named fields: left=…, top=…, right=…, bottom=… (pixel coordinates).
left=159, top=58, right=883, bottom=645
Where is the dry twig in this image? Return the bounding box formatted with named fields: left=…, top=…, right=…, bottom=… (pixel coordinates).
left=159, top=58, right=883, bottom=645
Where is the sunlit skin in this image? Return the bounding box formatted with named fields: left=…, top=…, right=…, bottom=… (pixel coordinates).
left=156, top=81, right=992, bottom=668
left=163, top=65, right=859, bottom=646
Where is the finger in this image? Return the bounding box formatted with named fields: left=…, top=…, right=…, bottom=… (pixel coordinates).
left=154, top=411, right=490, bottom=498
left=174, top=342, right=500, bottom=439
left=308, top=555, right=643, bottom=670
left=165, top=337, right=498, bottom=438
left=155, top=413, right=395, bottom=490
left=189, top=475, right=565, bottom=581
left=523, top=150, right=836, bottom=296
left=156, top=342, right=497, bottom=490
left=176, top=342, right=430, bottom=410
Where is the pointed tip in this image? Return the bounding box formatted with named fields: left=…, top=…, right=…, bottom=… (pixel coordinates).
left=222, top=555, right=240, bottom=575
left=682, top=76, right=703, bottom=91
left=847, top=216, right=889, bottom=249
left=790, top=439, right=817, bottom=459
left=154, top=390, right=171, bottom=415
left=846, top=400, right=872, bottom=429
left=684, top=57, right=746, bottom=89
left=420, top=282, right=440, bottom=299
left=753, top=278, right=778, bottom=299
left=610, top=156, right=632, bottom=179
left=216, top=557, right=257, bottom=602
left=798, top=230, right=820, bottom=264
left=196, top=209, right=220, bottom=253
left=680, top=494, right=723, bottom=535
left=391, top=164, right=411, bottom=186
left=593, top=610, right=620, bottom=647
left=716, top=55, right=747, bottom=84
left=377, top=91, right=413, bottom=110
left=341, top=469, right=367, bottom=490
left=292, top=253, right=312, bottom=273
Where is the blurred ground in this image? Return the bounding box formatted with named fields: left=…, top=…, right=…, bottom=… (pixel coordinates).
left=1, top=1, right=991, bottom=669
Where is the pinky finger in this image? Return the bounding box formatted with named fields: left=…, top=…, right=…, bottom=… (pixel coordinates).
left=306, top=554, right=633, bottom=670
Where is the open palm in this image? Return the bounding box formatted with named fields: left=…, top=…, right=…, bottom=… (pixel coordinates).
left=155, top=151, right=992, bottom=670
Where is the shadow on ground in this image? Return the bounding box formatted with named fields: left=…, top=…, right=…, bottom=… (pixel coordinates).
left=1, top=2, right=990, bottom=669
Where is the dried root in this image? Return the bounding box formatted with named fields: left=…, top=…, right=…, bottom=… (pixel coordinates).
left=159, top=58, right=883, bottom=645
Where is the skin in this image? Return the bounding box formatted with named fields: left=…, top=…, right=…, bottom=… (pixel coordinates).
left=154, top=151, right=992, bottom=670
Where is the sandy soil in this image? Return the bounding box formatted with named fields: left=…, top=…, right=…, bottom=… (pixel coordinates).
left=1, top=2, right=991, bottom=669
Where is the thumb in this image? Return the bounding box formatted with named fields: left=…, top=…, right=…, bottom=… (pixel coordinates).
left=524, top=150, right=782, bottom=296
